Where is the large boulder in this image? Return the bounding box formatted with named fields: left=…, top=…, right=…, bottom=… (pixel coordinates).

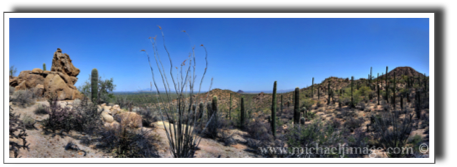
left=114, top=112, right=143, bottom=129
left=9, top=48, right=83, bottom=100
left=51, top=48, right=80, bottom=77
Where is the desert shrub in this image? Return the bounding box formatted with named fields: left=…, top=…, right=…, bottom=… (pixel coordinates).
left=115, top=96, right=133, bottom=110
left=34, top=104, right=48, bottom=115
left=346, top=128, right=370, bottom=157
left=304, top=111, right=316, bottom=121
left=11, top=89, right=35, bottom=108
left=329, top=118, right=341, bottom=129
left=301, top=99, right=314, bottom=111
left=42, top=96, right=103, bottom=135
left=408, top=134, right=423, bottom=155
left=372, top=111, right=413, bottom=157
left=98, top=127, right=160, bottom=158
left=9, top=106, right=29, bottom=158
left=22, top=114, right=36, bottom=129
left=219, top=130, right=236, bottom=146
left=341, top=109, right=357, bottom=118
left=78, top=76, right=116, bottom=104
left=135, top=107, right=159, bottom=127
left=343, top=116, right=364, bottom=132
left=246, top=118, right=273, bottom=142
left=286, top=119, right=342, bottom=158
left=358, top=101, right=367, bottom=111
left=10, top=86, right=15, bottom=95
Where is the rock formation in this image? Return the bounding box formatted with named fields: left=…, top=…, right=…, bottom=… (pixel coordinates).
left=9, top=48, right=83, bottom=100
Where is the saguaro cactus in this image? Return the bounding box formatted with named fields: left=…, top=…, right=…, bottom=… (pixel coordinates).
left=327, top=81, right=331, bottom=105
left=228, top=93, right=232, bottom=120
left=393, top=71, right=396, bottom=109
left=377, top=73, right=380, bottom=105
left=91, top=68, right=98, bottom=104
left=43, top=63, right=46, bottom=71
left=351, top=76, right=354, bottom=108
left=199, top=103, right=204, bottom=120
left=294, top=87, right=300, bottom=125
left=318, top=86, right=320, bottom=100
left=385, top=66, right=389, bottom=103
left=271, top=81, right=277, bottom=138
left=312, top=77, right=314, bottom=98
left=209, top=96, right=218, bottom=137
left=240, top=96, right=245, bottom=129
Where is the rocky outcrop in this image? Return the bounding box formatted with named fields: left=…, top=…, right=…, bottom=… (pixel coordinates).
left=114, top=112, right=143, bottom=129
left=9, top=48, right=83, bottom=100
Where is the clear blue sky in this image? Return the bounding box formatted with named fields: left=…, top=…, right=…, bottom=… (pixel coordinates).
left=9, top=18, right=429, bottom=92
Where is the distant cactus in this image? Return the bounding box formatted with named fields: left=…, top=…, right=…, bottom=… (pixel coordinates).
left=91, top=68, right=98, bottom=104
left=351, top=76, right=354, bottom=108
left=271, top=81, right=277, bottom=138
left=400, top=95, right=404, bottom=112
left=212, top=96, right=218, bottom=117
left=312, top=77, right=314, bottom=98
left=43, top=63, right=46, bottom=71
left=327, top=81, right=331, bottom=105
left=377, top=73, right=380, bottom=105
left=318, top=86, right=320, bottom=100
left=393, top=71, right=396, bottom=109
left=228, top=93, right=232, bottom=120
left=385, top=66, right=389, bottom=103
left=240, top=96, right=245, bottom=129
left=294, top=87, right=300, bottom=125
left=198, top=103, right=204, bottom=120
left=206, top=102, right=212, bottom=121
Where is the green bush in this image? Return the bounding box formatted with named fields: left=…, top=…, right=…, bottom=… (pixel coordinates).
left=78, top=76, right=116, bottom=104
left=11, top=89, right=36, bottom=108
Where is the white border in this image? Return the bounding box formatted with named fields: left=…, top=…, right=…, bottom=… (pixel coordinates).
left=3, top=13, right=434, bottom=164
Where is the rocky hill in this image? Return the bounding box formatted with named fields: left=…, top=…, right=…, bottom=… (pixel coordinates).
left=380, top=66, right=426, bottom=78
left=9, top=48, right=83, bottom=100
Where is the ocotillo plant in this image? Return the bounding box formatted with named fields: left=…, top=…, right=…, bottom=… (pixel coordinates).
left=385, top=66, right=389, bottom=103
left=293, top=87, right=300, bottom=125
left=91, top=68, right=98, bottom=104
left=271, top=81, right=277, bottom=139
left=240, top=96, right=245, bottom=129
left=43, top=63, right=46, bottom=71
left=144, top=27, right=213, bottom=158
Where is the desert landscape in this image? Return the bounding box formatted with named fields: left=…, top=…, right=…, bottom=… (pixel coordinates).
left=7, top=18, right=430, bottom=159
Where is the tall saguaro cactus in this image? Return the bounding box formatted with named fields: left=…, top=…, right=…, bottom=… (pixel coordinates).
left=43, top=63, right=46, bottom=71
left=209, top=96, right=218, bottom=137
left=91, top=68, right=98, bottom=104
left=385, top=66, right=389, bottom=103
left=351, top=76, right=354, bottom=108
left=228, top=93, right=232, bottom=120
left=370, top=67, right=373, bottom=88
left=393, top=71, right=396, bottom=109
left=240, top=96, right=245, bottom=129
left=377, top=73, right=380, bottom=105
left=327, top=80, right=331, bottom=105
left=312, top=77, right=314, bottom=98
left=271, top=81, right=277, bottom=138
left=293, top=87, right=300, bottom=125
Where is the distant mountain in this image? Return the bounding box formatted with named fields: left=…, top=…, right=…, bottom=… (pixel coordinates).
left=237, top=90, right=244, bottom=94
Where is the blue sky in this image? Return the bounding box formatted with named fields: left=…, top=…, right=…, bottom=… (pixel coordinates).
left=9, top=18, right=429, bottom=92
